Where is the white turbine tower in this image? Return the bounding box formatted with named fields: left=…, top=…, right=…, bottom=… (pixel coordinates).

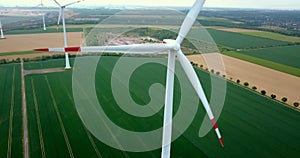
left=54, top=0, right=84, bottom=69
left=36, top=0, right=47, bottom=31
left=0, top=20, right=5, bottom=39
left=35, top=0, right=224, bottom=157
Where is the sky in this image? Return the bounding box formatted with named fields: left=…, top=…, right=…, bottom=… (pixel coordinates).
left=0, top=0, right=300, bottom=10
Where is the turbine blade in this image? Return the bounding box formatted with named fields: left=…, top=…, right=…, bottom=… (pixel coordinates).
left=161, top=51, right=176, bottom=158
left=34, top=44, right=172, bottom=54
left=53, top=0, right=61, bottom=7
left=176, top=0, right=206, bottom=44
left=63, top=0, right=84, bottom=7
left=176, top=49, right=224, bottom=147
left=42, top=14, right=46, bottom=30
left=57, top=8, right=62, bottom=29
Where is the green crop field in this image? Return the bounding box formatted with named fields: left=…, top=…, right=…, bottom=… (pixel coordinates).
left=200, top=29, right=290, bottom=49
left=240, top=45, right=300, bottom=69
left=6, top=28, right=83, bottom=35
left=241, top=31, right=300, bottom=43
left=0, top=51, right=42, bottom=57
left=23, top=56, right=300, bottom=158
left=0, top=64, right=23, bottom=158
left=24, top=58, right=75, bottom=70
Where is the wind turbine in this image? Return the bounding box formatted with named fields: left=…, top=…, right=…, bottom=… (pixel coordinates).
left=0, top=20, right=5, bottom=39
left=36, top=0, right=47, bottom=31
left=54, top=0, right=84, bottom=69
left=35, top=0, right=224, bottom=157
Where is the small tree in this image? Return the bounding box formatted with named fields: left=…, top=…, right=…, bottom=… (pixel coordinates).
left=281, top=97, right=288, bottom=103
left=211, top=69, right=215, bottom=73
left=261, top=90, right=266, bottom=95
left=294, top=102, right=299, bottom=107
left=216, top=71, right=220, bottom=76
left=223, top=75, right=226, bottom=78
left=244, top=82, right=249, bottom=87
left=236, top=79, right=240, bottom=84
left=0, top=59, right=7, bottom=64
left=200, top=65, right=203, bottom=68
left=16, top=58, right=21, bottom=63
left=252, top=86, right=257, bottom=90
left=271, top=94, right=276, bottom=99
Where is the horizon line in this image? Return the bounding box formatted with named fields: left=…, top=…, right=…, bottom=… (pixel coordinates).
left=0, top=5, right=300, bottom=11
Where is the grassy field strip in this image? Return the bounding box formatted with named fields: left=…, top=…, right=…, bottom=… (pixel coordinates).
left=60, top=79, right=103, bottom=158
left=73, top=78, right=131, bottom=158
left=31, top=78, right=46, bottom=158
left=239, top=45, right=300, bottom=69
left=7, top=66, right=15, bottom=158
left=44, top=76, right=74, bottom=158
left=204, top=28, right=290, bottom=49
left=24, top=59, right=75, bottom=70
left=0, top=51, right=41, bottom=57
left=223, top=51, right=300, bottom=77
left=6, top=28, right=83, bottom=35
left=241, top=31, right=300, bottom=43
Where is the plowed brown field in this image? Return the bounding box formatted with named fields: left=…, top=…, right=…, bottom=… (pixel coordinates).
left=188, top=53, right=300, bottom=108
left=0, top=32, right=83, bottom=53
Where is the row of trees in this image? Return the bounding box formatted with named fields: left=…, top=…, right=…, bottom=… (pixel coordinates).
left=235, top=79, right=299, bottom=108
left=0, top=58, right=21, bottom=64
left=191, top=62, right=299, bottom=109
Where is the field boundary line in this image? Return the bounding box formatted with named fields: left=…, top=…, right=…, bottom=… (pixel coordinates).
left=7, top=66, right=15, bottom=158
left=60, top=78, right=103, bottom=158
left=44, top=76, right=74, bottom=158
left=31, top=78, right=46, bottom=158
left=85, top=129, right=103, bottom=158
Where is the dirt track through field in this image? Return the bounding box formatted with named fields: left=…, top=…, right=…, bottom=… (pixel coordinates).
left=187, top=53, right=300, bottom=108
left=21, top=61, right=29, bottom=158
left=0, top=32, right=83, bottom=53
left=23, top=68, right=65, bottom=76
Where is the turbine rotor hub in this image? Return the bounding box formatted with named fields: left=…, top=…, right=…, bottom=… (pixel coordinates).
left=162, top=39, right=180, bottom=51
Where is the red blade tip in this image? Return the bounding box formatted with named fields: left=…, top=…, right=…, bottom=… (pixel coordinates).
left=219, top=138, right=224, bottom=147
left=34, top=48, right=49, bottom=52
left=65, top=47, right=81, bottom=52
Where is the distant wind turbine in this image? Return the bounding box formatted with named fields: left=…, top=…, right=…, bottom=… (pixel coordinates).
left=36, top=0, right=47, bottom=31
left=35, top=1, right=224, bottom=158
left=54, top=0, right=84, bottom=69
left=0, top=20, right=5, bottom=39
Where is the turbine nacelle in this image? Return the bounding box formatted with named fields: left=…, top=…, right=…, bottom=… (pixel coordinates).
left=162, top=39, right=180, bottom=51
